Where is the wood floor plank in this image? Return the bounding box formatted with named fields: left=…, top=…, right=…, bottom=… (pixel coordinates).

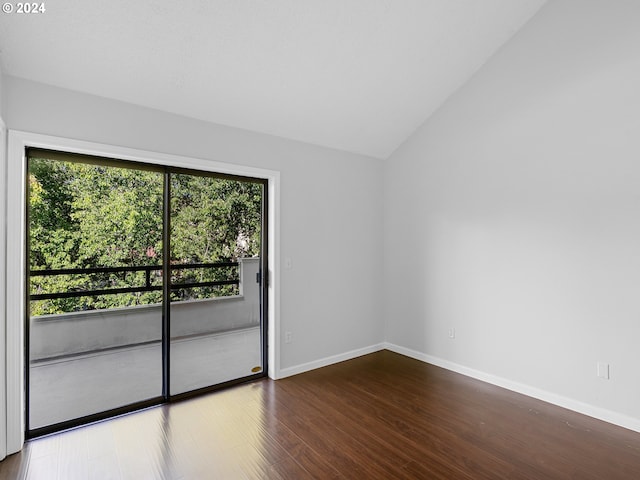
left=0, top=451, right=28, bottom=480
left=293, top=384, right=495, bottom=477
left=2, top=350, right=640, bottom=479
left=287, top=359, right=513, bottom=478
left=275, top=377, right=476, bottom=478
left=25, top=453, right=57, bottom=480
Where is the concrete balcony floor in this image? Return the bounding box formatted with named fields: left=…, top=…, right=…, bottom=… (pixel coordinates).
left=29, top=327, right=262, bottom=430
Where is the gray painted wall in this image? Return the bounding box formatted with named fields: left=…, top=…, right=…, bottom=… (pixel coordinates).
left=384, top=0, right=640, bottom=425
left=0, top=66, right=7, bottom=460
left=3, top=76, right=386, bottom=372
left=0, top=71, right=5, bottom=118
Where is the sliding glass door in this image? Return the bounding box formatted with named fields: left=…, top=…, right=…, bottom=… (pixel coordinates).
left=26, top=150, right=267, bottom=436
left=168, top=172, right=266, bottom=395
left=26, top=154, right=164, bottom=432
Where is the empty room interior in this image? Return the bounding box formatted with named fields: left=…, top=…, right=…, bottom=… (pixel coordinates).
left=1, top=0, right=640, bottom=478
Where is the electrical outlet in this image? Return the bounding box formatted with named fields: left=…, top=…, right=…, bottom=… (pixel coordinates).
left=285, top=331, right=293, bottom=344
left=448, top=328, right=455, bottom=339
left=597, top=362, right=610, bottom=380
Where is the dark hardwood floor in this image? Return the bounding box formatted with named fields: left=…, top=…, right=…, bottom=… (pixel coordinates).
left=1, top=350, right=640, bottom=479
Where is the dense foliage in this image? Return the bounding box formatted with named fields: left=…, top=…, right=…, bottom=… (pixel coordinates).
left=29, top=158, right=262, bottom=316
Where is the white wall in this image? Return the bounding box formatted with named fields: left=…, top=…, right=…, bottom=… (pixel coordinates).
left=0, top=71, right=5, bottom=117
left=4, top=76, right=385, bottom=373
left=0, top=67, right=8, bottom=460
left=384, top=0, right=640, bottom=429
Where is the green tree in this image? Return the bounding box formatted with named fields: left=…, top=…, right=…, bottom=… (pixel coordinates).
left=169, top=174, right=262, bottom=300
left=29, top=156, right=263, bottom=315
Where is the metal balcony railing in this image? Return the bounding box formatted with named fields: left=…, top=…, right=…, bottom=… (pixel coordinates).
left=29, top=262, right=240, bottom=301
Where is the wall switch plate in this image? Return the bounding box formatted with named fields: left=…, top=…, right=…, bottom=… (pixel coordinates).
left=285, top=331, right=293, bottom=344
left=597, top=362, right=610, bottom=380
left=448, top=328, right=455, bottom=339
left=284, top=257, right=293, bottom=269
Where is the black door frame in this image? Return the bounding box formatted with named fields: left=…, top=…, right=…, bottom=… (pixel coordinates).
left=25, top=149, right=269, bottom=438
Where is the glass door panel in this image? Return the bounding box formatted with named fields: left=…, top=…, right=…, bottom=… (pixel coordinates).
left=169, top=172, right=265, bottom=395
left=27, top=153, right=164, bottom=432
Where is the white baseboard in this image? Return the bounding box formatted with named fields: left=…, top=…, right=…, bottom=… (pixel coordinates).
left=384, top=342, right=640, bottom=434
left=276, top=343, right=385, bottom=379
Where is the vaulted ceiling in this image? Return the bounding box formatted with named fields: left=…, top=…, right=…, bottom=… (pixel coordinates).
left=0, top=0, right=546, bottom=159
